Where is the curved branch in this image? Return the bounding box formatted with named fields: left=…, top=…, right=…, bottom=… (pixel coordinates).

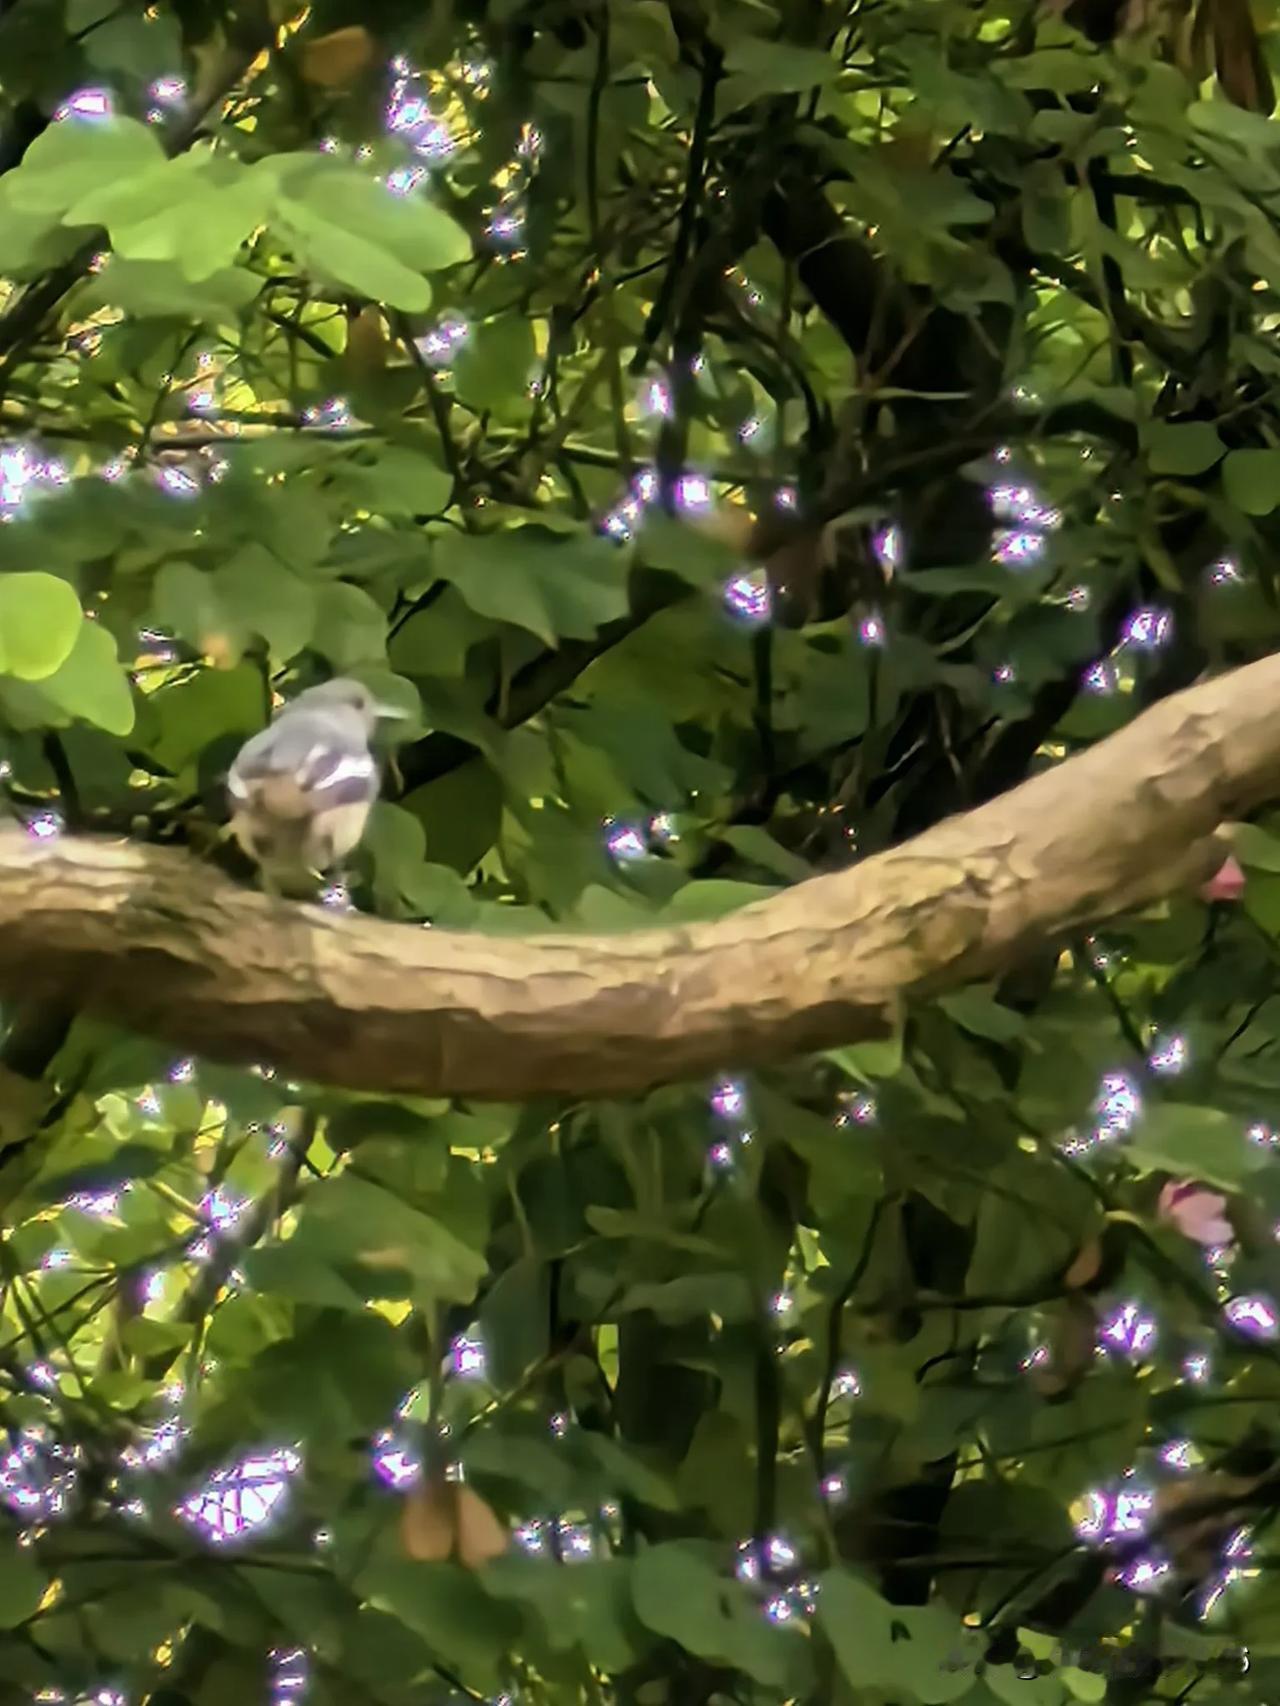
left=0, top=657, right=1276, bottom=1100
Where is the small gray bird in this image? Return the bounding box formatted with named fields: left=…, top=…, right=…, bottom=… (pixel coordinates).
left=226, top=678, right=405, bottom=890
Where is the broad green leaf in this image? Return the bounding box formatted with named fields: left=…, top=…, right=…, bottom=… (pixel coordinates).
left=0, top=1541, right=47, bottom=1628
left=337, top=445, right=453, bottom=516
left=631, top=1543, right=792, bottom=1686
left=242, top=1243, right=370, bottom=1310
left=74, top=0, right=183, bottom=78
left=153, top=561, right=224, bottom=654
left=364, top=799, right=428, bottom=912
left=66, top=153, right=273, bottom=280
left=0, top=573, right=83, bottom=680
left=1222, top=447, right=1280, bottom=515
left=463, top=1425, right=579, bottom=1503
left=8, top=114, right=165, bottom=216
left=273, top=1170, right=488, bottom=1302
left=214, top=549, right=317, bottom=661
left=453, top=316, right=537, bottom=415
left=312, top=581, right=389, bottom=666
left=83, top=257, right=260, bottom=322
left=722, top=36, right=840, bottom=91
left=1061, top=1668, right=1108, bottom=1702
left=938, top=987, right=1027, bottom=1042
left=39, top=618, right=136, bottom=734
left=966, top=1154, right=1092, bottom=1296
left=433, top=525, right=629, bottom=646
left=661, top=878, right=775, bottom=920
left=288, top=164, right=472, bottom=272
left=1143, top=421, right=1224, bottom=476
left=146, top=663, right=268, bottom=771
left=637, top=513, right=743, bottom=586
left=277, top=195, right=434, bottom=311
left=1235, top=822, right=1280, bottom=872
left=1127, top=1103, right=1266, bottom=1189
left=618, top=1272, right=754, bottom=1322
left=355, top=1560, right=517, bottom=1690
left=819, top=1570, right=977, bottom=1703
left=483, top=1555, right=640, bottom=1671
left=0, top=180, right=84, bottom=275
left=276, top=166, right=471, bottom=310
left=582, top=1433, right=680, bottom=1510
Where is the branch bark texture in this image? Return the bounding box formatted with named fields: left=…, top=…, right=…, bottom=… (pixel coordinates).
left=0, top=658, right=1276, bottom=1100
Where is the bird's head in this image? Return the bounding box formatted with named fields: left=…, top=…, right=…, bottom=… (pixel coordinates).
left=286, top=677, right=410, bottom=734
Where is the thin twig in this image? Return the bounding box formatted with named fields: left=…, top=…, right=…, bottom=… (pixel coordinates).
left=630, top=46, right=721, bottom=374
left=391, top=310, right=463, bottom=488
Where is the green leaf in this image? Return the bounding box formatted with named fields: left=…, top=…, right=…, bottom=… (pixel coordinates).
left=0, top=573, right=84, bottom=680
left=74, top=0, right=183, bottom=78
left=1222, top=447, right=1280, bottom=515
left=433, top=525, right=629, bottom=646
left=273, top=1170, right=488, bottom=1303
left=355, top=1560, right=517, bottom=1691
left=1235, top=822, right=1280, bottom=872
left=618, top=1272, right=754, bottom=1322
left=312, top=581, right=389, bottom=667
left=39, top=618, right=135, bottom=734
left=453, top=316, right=537, bottom=415
left=82, top=257, right=260, bottom=322
left=1061, top=1668, right=1108, bottom=1702
left=819, top=1570, right=977, bottom=1703
left=280, top=201, right=431, bottom=309
left=337, top=445, right=453, bottom=517
left=825, top=1026, right=905, bottom=1082
left=0, top=1540, right=47, bottom=1628
left=214, top=548, right=317, bottom=661
left=483, top=1555, right=640, bottom=1671
left=290, top=164, right=472, bottom=272
left=966, top=1155, right=1092, bottom=1296
left=145, top=663, right=265, bottom=771
left=722, top=36, right=840, bottom=91
left=1143, top=421, right=1224, bottom=476
left=276, top=166, right=471, bottom=311
left=242, top=1243, right=370, bottom=1310
left=463, top=1424, right=578, bottom=1503
left=404, top=759, right=503, bottom=874
left=0, top=179, right=89, bottom=275
left=8, top=114, right=165, bottom=216
left=631, top=1543, right=792, bottom=1686
left=66, top=153, right=273, bottom=281
left=153, top=561, right=224, bottom=654
left=938, top=987, right=1027, bottom=1043
left=364, top=799, right=428, bottom=912
left=661, top=879, right=776, bottom=920
left=1127, top=1103, right=1266, bottom=1189
left=582, top=1433, right=681, bottom=1511
left=637, top=512, right=743, bottom=586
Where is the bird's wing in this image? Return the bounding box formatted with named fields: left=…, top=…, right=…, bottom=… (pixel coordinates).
left=304, top=749, right=376, bottom=795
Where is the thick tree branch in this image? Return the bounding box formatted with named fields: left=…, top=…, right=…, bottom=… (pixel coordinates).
left=0, top=658, right=1274, bottom=1099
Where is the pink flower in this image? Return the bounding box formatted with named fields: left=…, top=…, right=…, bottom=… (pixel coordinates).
left=1158, top=1180, right=1233, bottom=1247
left=1201, top=856, right=1246, bottom=903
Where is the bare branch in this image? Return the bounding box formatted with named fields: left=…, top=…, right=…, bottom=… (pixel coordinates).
left=0, top=658, right=1274, bottom=1100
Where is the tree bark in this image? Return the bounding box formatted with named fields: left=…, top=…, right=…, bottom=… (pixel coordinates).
left=0, top=657, right=1275, bottom=1100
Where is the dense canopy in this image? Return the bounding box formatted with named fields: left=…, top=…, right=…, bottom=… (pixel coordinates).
left=2, top=2, right=1280, bottom=1705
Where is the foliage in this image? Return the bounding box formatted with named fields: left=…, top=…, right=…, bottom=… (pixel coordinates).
left=2, top=1, right=1280, bottom=1705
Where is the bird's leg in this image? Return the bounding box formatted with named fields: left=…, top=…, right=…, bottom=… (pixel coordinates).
left=317, top=866, right=356, bottom=910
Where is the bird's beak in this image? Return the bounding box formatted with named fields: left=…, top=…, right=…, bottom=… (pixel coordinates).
left=374, top=702, right=411, bottom=721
